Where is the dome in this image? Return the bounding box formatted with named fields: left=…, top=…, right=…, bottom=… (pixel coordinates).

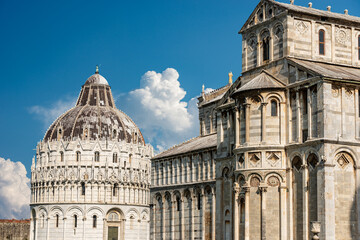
left=44, top=69, right=145, bottom=145
left=84, top=73, right=109, bottom=85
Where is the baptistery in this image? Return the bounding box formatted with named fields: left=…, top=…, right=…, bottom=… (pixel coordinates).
left=30, top=67, right=153, bottom=240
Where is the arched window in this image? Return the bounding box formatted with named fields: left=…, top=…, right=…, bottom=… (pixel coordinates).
left=94, top=152, right=100, bottom=162
left=319, top=30, right=325, bottom=55
left=60, top=151, right=64, bottom=162
left=274, top=25, right=284, bottom=59
left=41, top=214, right=45, bottom=228
left=81, top=182, right=85, bottom=196
left=92, top=215, right=97, bottom=228
left=263, top=36, right=270, bottom=61
left=358, top=35, right=360, bottom=60
left=112, top=129, right=117, bottom=139
left=83, top=128, right=88, bottom=139
left=58, top=127, right=63, bottom=140
left=113, top=153, right=117, bottom=163
left=271, top=100, right=278, bottom=116
left=108, top=212, right=119, bottom=221
left=55, top=214, right=59, bottom=228
left=129, top=154, right=132, bottom=165
left=303, top=90, right=308, bottom=114
left=113, top=183, right=118, bottom=196
left=197, top=193, right=201, bottom=210
left=176, top=196, right=181, bottom=211
left=74, top=215, right=78, bottom=228
left=76, top=151, right=81, bottom=162
left=52, top=182, right=55, bottom=196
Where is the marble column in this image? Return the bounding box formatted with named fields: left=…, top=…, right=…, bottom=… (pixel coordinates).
left=244, top=103, right=251, bottom=144
left=217, top=112, right=223, bottom=149
left=233, top=184, right=241, bottom=240
left=257, top=41, right=261, bottom=66
left=355, top=89, right=359, bottom=139
left=260, top=186, right=267, bottom=240
left=307, top=87, right=312, bottom=140
left=63, top=217, right=66, bottom=240
left=30, top=217, right=34, bottom=240
left=261, top=103, right=267, bottom=143
left=243, top=186, right=250, bottom=240
left=318, top=162, right=335, bottom=240
left=288, top=169, right=294, bottom=240
left=171, top=200, right=176, bottom=240
left=227, top=111, right=231, bottom=153
left=46, top=217, right=50, bottom=240
left=356, top=168, right=360, bottom=237
left=212, top=192, right=216, bottom=240
left=235, top=107, right=240, bottom=147
left=287, top=89, right=292, bottom=143
left=296, top=89, right=302, bottom=142
left=302, top=164, right=309, bottom=240
left=270, top=34, right=274, bottom=61
left=280, top=184, right=287, bottom=240
left=181, top=199, right=185, bottom=239
left=162, top=197, right=166, bottom=240
left=201, top=191, right=206, bottom=240
left=82, top=217, right=86, bottom=240
left=191, top=193, right=195, bottom=240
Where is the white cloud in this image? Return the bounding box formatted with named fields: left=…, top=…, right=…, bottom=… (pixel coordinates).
left=119, top=68, right=207, bottom=152
left=29, top=97, right=76, bottom=128
left=0, top=157, right=30, bottom=219
left=28, top=68, right=212, bottom=153
left=130, top=68, right=193, bottom=132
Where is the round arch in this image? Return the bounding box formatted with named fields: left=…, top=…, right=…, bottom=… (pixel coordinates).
left=333, top=147, right=358, bottom=167
left=105, top=208, right=125, bottom=240
left=264, top=92, right=284, bottom=103
left=264, top=172, right=283, bottom=183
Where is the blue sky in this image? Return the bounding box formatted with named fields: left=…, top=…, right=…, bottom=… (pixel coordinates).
left=0, top=0, right=359, bottom=179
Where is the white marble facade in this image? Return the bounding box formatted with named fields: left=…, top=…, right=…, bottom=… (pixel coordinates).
left=150, top=0, right=360, bottom=240
left=30, top=69, right=153, bottom=240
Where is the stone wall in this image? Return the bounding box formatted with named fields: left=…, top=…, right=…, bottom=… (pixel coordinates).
left=0, top=219, right=30, bottom=240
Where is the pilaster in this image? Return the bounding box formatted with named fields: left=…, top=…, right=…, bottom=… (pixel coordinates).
left=233, top=183, right=241, bottom=240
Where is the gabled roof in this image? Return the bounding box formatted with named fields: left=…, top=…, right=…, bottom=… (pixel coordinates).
left=239, top=0, right=270, bottom=33
left=273, top=1, right=360, bottom=25
left=233, top=70, right=285, bottom=94
left=152, top=133, right=217, bottom=160
left=240, top=0, right=360, bottom=33
left=288, top=58, right=360, bottom=82
left=198, top=84, right=231, bottom=107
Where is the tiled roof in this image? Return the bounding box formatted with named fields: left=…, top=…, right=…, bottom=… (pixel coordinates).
left=289, top=58, right=360, bottom=82
left=234, top=71, right=285, bottom=94
left=273, top=0, right=360, bottom=24
left=199, top=85, right=230, bottom=106
left=0, top=219, right=30, bottom=223
left=153, top=133, right=217, bottom=159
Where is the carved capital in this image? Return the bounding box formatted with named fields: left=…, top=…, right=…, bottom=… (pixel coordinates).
left=301, top=164, right=308, bottom=170
left=242, top=186, right=250, bottom=193
left=233, top=186, right=241, bottom=194
left=259, top=186, right=268, bottom=193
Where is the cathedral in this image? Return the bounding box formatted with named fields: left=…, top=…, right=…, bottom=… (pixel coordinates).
left=29, top=0, right=360, bottom=239
left=149, top=0, right=360, bottom=240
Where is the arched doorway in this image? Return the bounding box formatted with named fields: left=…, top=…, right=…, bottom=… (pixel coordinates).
left=105, top=209, right=124, bottom=240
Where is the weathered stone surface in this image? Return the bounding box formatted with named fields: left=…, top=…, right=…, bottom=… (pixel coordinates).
left=150, top=0, right=360, bottom=239
left=0, top=219, right=30, bottom=240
